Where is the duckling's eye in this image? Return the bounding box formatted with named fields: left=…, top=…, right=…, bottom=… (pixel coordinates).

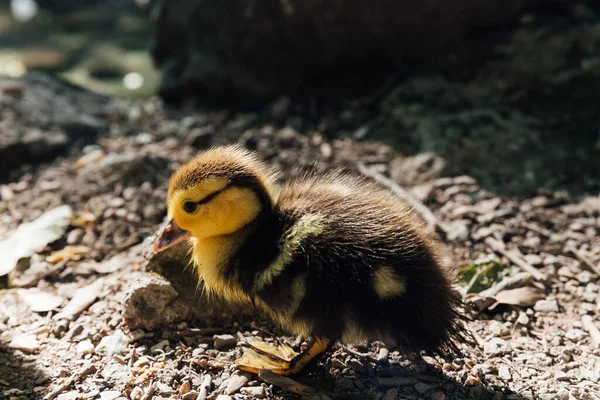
left=182, top=201, right=199, bottom=214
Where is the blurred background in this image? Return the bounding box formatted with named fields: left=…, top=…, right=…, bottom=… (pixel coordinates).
left=1, top=0, right=600, bottom=195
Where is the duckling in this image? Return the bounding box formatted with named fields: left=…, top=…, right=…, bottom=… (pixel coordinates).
left=153, top=144, right=468, bottom=376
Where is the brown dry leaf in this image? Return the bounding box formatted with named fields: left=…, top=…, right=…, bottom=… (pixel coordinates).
left=72, top=212, right=97, bottom=228
left=489, top=286, right=546, bottom=310
left=193, top=358, right=225, bottom=369
left=128, top=367, right=159, bottom=386
left=46, top=245, right=90, bottom=263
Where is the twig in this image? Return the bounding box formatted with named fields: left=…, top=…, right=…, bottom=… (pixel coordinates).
left=174, top=327, right=226, bottom=337
left=484, top=237, right=546, bottom=281
left=582, top=316, right=600, bottom=348
left=258, top=370, right=332, bottom=400
left=197, top=375, right=212, bottom=400
left=140, top=380, right=157, bottom=400
left=567, top=246, right=600, bottom=277
left=357, top=163, right=439, bottom=233
left=470, top=330, right=485, bottom=349
left=521, top=222, right=552, bottom=238
left=43, top=365, right=96, bottom=400
left=341, top=345, right=378, bottom=362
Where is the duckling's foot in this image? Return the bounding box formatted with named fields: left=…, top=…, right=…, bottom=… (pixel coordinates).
left=235, top=337, right=331, bottom=376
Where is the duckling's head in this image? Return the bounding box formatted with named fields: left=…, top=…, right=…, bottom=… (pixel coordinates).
left=153, top=145, right=275, bottom=253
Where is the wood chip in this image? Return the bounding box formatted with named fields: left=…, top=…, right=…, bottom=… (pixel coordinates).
left=567, top=246, right=600, bottom=276
left=53, top=279, right=103, bottom=320
left=197, top=375, right=212, bottom=400
left=582, top=316, right=600, bottom=347
left=43, top=364, right=96, bottom=400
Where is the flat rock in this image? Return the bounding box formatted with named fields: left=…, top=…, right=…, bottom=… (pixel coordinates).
left=213, top=334, right=237, bottom=350
left=9, top=335, right=40, bottom=353
left=76, top=340, right=95, bottom=356
left=225, top=372, right=250, bottom=395
left=534, top=299, right=560, bottom=313
left=95, top=329, right=129, bottom=356
left=484, top=338, right=512, bottom=356
left=240, top=386, right=266, bottom=398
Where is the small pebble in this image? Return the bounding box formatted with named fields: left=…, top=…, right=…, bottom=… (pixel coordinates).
left=484, top=338, right=512, bottom=356
left=225, top=372, right=249, bottom=395
left=0, top=185, right=15, bottom=201
left=213, top=334, right=237, bottom=350
left=383, top=388, right=398, bottom=400
left=133, top=356, right=151, bottom=368
left=498, top=365, right=512, bottom=380
left=517, top=311, right=530, bottom=325
left=534, top=299, right=559, bottom=313
left=215, top=395, right=232, bottom=400
left=464, top=375, right=480, bottom=386
left=98, top=391, right=121, bottom=400
left=377, top=347, right=389, bottom=363
left=414, top=382, right=434, bottom=394
left=348, top=358, right=365, bottom=373
left=150, top=340, right=170, bottom=353
left=130, top=387, right=144, bottom=400
left=240, top=386, right=266, bottom=398
left=179, top=380, right=191, bottom=395
left=76, top=340, right=95, bottom=356
left=430, top=391, right=446, bottom=400
left=66, top=229, right=85, bottom=245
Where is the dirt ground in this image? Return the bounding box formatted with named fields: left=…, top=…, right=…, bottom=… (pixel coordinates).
left=2, top=4, right=600, bottom=400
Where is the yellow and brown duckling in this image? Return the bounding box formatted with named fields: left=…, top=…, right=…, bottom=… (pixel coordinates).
left=153, top=145, right=468, bottom=376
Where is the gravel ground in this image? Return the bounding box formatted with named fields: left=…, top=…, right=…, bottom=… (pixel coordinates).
left=2, top=4, right=600, bottom=400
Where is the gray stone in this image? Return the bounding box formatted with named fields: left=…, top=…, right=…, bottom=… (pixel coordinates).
left=213, top=334, right=237, bottom=350
left=240, top=386, right=266, bottom=398
left=225, top=372, right=250, bottom=395
left=498, top=365, right=511, bottom=380
left=534, top=299, right=559, bottom=313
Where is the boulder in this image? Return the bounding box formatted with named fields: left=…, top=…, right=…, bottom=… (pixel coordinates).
left=150, top=0, right=523, bottom=101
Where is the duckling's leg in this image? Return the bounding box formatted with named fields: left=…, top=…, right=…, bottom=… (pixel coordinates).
left=281, top=337, right=331, bottom=375
left=235, top=337, right=331, bottom=376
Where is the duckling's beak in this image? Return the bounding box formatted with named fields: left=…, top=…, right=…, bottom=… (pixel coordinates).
left=153, top=219, right=191, bottom=254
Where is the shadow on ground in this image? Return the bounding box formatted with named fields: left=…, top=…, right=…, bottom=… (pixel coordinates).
left=0, top=342, right=49, bottom=399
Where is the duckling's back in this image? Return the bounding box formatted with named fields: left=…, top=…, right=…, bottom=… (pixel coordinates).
left=257, top=171, right=466, bottom=355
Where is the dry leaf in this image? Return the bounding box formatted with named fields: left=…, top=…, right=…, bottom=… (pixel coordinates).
left=0, top=205, right=73, bottom=276
left=46, top=245, right=90, bottom=263
left=489, top=286, right=546, bottom=310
